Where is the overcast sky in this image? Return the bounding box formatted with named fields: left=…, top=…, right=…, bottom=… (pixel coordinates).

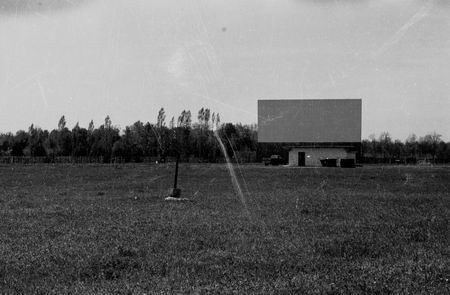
left=0, top=0, right=449, bottom=140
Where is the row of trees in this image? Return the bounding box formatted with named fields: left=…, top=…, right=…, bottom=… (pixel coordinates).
left=361, top=132, right=450, bottom=164
left=1, top=109, right=450, bottom=164
left=0, top=108, right=257, bottom=163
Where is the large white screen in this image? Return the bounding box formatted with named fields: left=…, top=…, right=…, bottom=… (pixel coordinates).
left=258, top=99, right=362, bottom=143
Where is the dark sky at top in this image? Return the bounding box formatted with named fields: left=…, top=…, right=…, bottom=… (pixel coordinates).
left=0, top=0, right=89, bottom=14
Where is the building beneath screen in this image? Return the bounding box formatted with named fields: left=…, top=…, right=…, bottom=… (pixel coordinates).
left=258, top=99, right=362, bottom=167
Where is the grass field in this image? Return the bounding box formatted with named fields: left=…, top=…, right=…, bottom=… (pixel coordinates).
left=0, top=163, right=449, bottom=294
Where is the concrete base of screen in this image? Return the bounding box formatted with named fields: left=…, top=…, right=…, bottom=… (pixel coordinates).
left=288, top=147, right=356, bottom=167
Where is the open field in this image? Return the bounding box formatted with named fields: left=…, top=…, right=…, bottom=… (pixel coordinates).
left=0, top=164, right=449, bottom=294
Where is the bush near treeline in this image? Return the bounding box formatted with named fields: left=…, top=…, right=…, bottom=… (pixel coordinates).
left=0, top=108, right=449, bottom=164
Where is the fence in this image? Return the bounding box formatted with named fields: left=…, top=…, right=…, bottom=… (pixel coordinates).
left=0, top=156, right=105, bottom=164
left=358, top=156, right=425, bottom=165
left=0, top=155, right=254, bottom=165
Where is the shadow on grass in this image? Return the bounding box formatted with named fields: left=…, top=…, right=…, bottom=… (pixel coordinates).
left=314, top=235, right=390, bottom=260
left=81, top=246, right=143, bottom=281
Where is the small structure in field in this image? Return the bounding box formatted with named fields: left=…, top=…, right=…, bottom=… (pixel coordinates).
left=258, top=99, right=362, bottom=167
left=164, top=155, right=192, bottom=201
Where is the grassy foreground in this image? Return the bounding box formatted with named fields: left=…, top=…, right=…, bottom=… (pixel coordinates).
left=0, top=163, right=449, bottom=294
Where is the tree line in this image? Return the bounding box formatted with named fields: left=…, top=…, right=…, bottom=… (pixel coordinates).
left=0, top=108, right=257, bottom=163
left=0, top=108, right=449, bottom=164
left=361, top=132, right=450, bottom=164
